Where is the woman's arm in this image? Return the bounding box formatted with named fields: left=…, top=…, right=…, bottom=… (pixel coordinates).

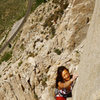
left=58, top=74, right=78, bottom=89
left=58, top=79, right=73, bottom=89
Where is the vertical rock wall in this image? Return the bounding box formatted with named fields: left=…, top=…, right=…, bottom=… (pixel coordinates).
left=0, top=0, right=96, bottom=100
left=73, top=0, right=100, bottom=100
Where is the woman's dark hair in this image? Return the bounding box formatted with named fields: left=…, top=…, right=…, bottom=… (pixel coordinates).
left=56, top=66, right=69, bottom=88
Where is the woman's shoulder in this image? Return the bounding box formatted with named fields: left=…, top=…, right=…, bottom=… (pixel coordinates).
left=58, top=81, right=65, bottom=85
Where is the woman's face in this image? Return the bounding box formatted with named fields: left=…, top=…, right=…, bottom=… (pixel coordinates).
left=62, top=69, right=70, bottom=81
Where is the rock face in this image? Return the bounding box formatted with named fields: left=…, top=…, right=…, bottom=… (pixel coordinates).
left=0, top=0, right=96, bottom=100
left=72, top=0, right=100, bottom=100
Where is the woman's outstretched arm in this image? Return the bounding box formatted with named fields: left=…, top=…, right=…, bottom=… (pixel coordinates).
left=58, top=74, right=78, bottom=89
left=58, top=79, right=73, bottom=89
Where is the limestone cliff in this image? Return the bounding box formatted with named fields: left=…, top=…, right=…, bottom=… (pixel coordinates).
left=73, top=0, right=100, bottom=100
left=0, top=0, right=95, bottom=100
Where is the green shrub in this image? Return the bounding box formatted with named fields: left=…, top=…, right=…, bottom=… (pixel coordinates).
left=36, top=0, right=45, bottom=5
left=31, top=0, right=47, bottom=12
left=18, top=60, right=23, bottom=67
left=42, top=75, right=47, bottom=86
left=50, top=26, right=56, bottom=38
left=20, top=44, right=25, bottom=51
left=0, top=51, right=12, bottom=64
left=54, top=49, right=62, bottom=55
left=34, top=91, right=38, bottom=100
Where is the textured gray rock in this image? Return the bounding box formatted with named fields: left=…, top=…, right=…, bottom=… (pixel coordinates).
left=0, top=0, right=96, bottom=100
left=73, top=0, right=100, bottom=100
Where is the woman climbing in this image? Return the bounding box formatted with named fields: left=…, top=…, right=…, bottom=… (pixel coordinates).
left=55, top=66, right=78, bottom=100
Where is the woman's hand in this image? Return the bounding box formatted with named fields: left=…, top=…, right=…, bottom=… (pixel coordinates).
left=71, top=74, right=78, bottom=81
